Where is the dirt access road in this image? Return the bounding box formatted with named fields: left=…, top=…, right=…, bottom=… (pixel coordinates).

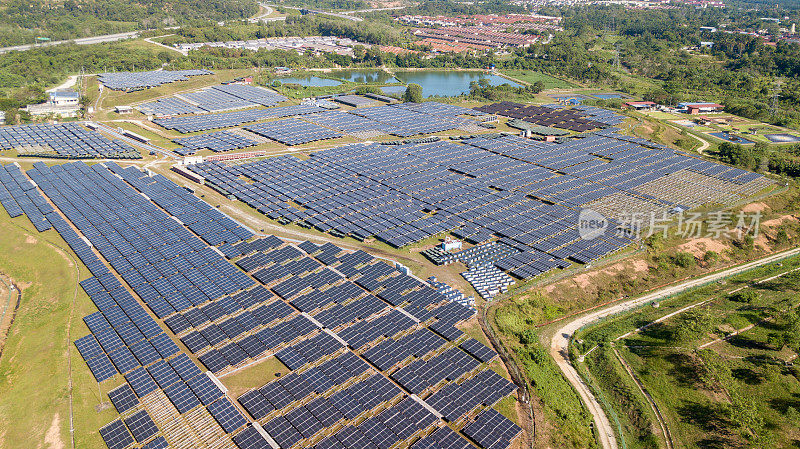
left=551, top=245, right=800, bottom=449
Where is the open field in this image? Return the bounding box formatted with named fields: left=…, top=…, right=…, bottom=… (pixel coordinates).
left=500, top=70, right=577, bottom=89
left=0, top=209, right=121, bottom=449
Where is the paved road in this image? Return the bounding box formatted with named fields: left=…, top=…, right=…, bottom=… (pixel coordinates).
left=249, top=3, right=286, bottom=22
left=144, top=36, right=188, bottom=55
left=551, top=245, right=800, bottom=449
left=267, top=4, right=362, bottom=21
left=0, top=31, right=140, bottom=54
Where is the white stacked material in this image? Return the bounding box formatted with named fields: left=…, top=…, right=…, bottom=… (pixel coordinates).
left=428, top=278, right=476, bottom=310
left=462, top=264, right=515, bottom=300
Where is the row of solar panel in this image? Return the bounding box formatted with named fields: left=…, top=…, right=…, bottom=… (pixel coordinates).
left=0, top=123, right=139, bottom=159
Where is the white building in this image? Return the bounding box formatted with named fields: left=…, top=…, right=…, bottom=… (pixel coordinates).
left=49, top=90, right=80, bottom=107
left=25, top=89, right=81, bottom=118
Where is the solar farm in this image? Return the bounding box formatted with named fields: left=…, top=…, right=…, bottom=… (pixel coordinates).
left=475, top=101, right=622, bottom=131
left=98, top=70, right=213, bottom=91
left=0, top=122, right=141, bottom=159
left=153, top=105, right=327, bottom=134
left=244, top=119, right=344, bottom=146
left=0, top=66, right=781, bottom=449
left=0, top=157, right=522, bottom=449
left=138, top=85, right=288, bottom=116
left=145, top=101, right=489, bottom=150
left=186, top=129, right=770, bottom=299
left=172, top=131, right=261, bottom=156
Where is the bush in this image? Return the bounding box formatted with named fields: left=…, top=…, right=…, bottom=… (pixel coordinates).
left=729, top=289, right=760, bottom=304
left=703, top=250, right=720, bottom=264
left=672, top=251, right=696, bottom=268
left=403, top=83, right=423, bottom=103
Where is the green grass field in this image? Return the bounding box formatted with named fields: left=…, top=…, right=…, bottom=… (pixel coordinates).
left=0, top=210, right=121, bottom=449
left=500, top=70, right=576, bottom=89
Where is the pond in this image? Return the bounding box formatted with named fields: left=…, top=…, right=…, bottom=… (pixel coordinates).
left=274, top=76, right=341, bottom=87
left=392, top=71, right=521, bottom=97
left=329, top=69, right=398, bottom=84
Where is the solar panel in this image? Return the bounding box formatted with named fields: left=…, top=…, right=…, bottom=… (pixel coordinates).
left=263, top=416, right=304, bottom=449
left=86, top=353, right=118, bottom=382
left=238, top=389, right=274, bottom=419
left=107, top=384, right=139, bottom=414
left=164, top=381, right=201, bottom=413
left=188, top=373, right=225, bottom=406
left=169, top=353, right=203, bottom=382
left=123, top=409, right=159, bottom=443
left=207, top=397, right=247, bottom=433
left=198, top=349, right=229, bottom=373
left=74, top=334, right=105, bottom=361
left=233, top=425, right=271, bottom=449
left=99, top=419, right=134, bottom=449
left=124, top=367, right=158, bottom=397
left=459, top=338, right=497, bottom=363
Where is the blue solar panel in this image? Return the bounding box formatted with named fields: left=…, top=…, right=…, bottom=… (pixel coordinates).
left=207, top=397, right=247, bottom=433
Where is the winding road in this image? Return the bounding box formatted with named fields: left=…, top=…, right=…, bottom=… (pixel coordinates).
left=551, top=245, right=800, bottom=449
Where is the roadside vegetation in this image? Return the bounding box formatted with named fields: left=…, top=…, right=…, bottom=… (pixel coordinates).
left=575, top=252, right=800, bottom=448
left=490, top=182, right=800, bottom=448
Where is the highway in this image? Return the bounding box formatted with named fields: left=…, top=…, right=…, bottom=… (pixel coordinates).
left=550, top=245, right=800, bottom=449
left=0, top=31, right=140, bottom=54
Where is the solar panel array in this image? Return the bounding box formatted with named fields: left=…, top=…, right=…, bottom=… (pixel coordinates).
left=137, top=98, right=206, bottom=116
left=0, top=161, right=255, bottom=448
left=475, top=101, right=612, bottom=132
left=153, top=104, right=326, bottom=133
left=218, top=233, right=521, bottom=449
left=244, top=119, right=343, bottom=146
left=0, top=158, right=522, bottom=449
left=188, top=129, right=769, bottom=281
left=0, top=123, right=140, bottom=159
left=0, top=163, right=52, bottom=231
left=350, top=105, right=469, bottom=137
left=172, top=131, right=260, bottom=156
left=98, top=70, right=212, bottom=91
left=139, top=85, right=287, bottom=117
left=301, top=111, right=401, bottom=138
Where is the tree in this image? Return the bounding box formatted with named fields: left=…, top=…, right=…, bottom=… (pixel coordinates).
left=671, top=308, right=714, bottom=343
left=728, top=289, right=760, bottom=304
left=672, top=251, right=696, bottom=268
left=403, top=83, right=423, bottom=103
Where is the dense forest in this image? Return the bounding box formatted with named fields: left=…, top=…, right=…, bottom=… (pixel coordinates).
left=0, top=0, right=258, bottom=47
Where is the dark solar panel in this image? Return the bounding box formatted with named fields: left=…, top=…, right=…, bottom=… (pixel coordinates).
left=123, top=409, right=159, bottom=443
left=107, top=384, right=139, bottom=414
left=164, top=381, right=201, bottom=413
left=187, top=373, right=225, bottom=405
left=99, top=419, right=134, bottom=449
left=207, top=397, right=247, bottom=433
left=233, top=425, right=271, bottom=449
